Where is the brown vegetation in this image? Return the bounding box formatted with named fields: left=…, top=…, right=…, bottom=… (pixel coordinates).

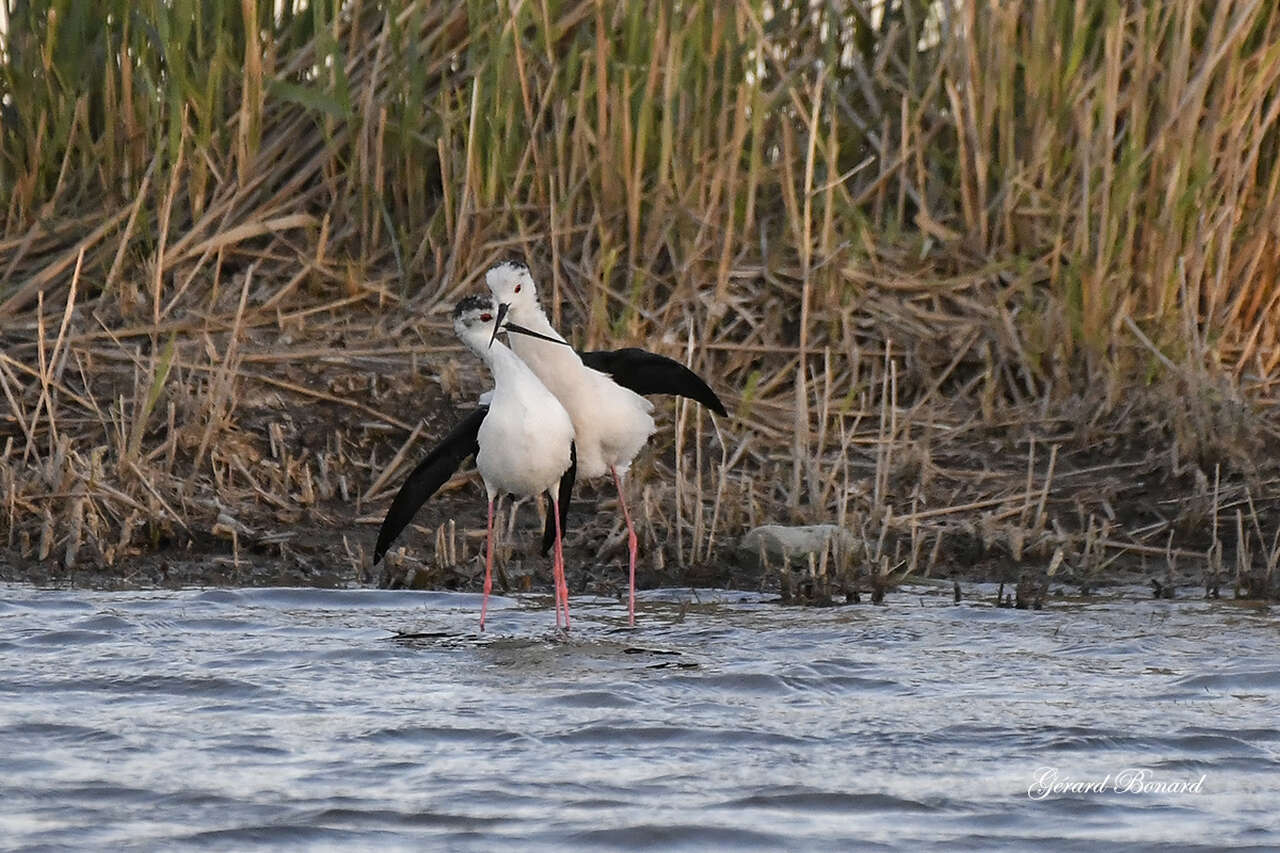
left=2, top=0, right=1278, bottom=599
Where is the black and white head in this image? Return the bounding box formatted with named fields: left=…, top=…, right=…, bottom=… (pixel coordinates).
left=485, top=261, right=539, bottom=320
left=452, top=294, right=503, bottom=355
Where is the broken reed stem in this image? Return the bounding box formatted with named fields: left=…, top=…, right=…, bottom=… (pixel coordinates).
left=1034, top=445, right=1059, bottom=535
left=363, top=419, right=426, bottom=502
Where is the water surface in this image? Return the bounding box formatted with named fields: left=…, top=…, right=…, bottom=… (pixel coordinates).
left=1, top=583, right=1277, bottom=850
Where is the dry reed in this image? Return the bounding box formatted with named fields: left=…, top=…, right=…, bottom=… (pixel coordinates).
left=1, top=0, right=1278, bottom=598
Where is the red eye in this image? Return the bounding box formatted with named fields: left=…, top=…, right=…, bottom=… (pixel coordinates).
left=480, top=313, right=492, bottom=321
left=514, top=284, right=522, bottom=293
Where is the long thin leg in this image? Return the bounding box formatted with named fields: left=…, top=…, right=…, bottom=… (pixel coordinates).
left=547, top=497, right=563, bottom=630
left=481, top=498, right=495, bottom=631
left=552, top=495, right=570, bottom=630
left=610, top=466, right=637, bottom=627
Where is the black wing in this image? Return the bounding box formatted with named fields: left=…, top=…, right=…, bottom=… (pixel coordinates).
left=373, top=407, right=487, bottom=564
left=580, top=347, right=727, bottom=416
left=540, top=441, right=577, bottom=556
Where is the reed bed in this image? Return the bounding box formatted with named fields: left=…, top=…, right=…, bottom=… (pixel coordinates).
left=2, top=0, right=1278, bottom=598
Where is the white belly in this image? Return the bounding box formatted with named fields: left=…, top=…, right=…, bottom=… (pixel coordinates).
left=475, top=381, right=574, bottom=499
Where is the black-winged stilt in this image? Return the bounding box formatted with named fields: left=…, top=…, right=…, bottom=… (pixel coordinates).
left=373, top=295, right=577, bottom=630
left=485, top=261, right=728, bottom=625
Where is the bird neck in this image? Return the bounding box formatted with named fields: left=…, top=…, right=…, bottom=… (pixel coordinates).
left=484, top=339, right=541, bottom=393
left=510, top=303, right=563, bottom=341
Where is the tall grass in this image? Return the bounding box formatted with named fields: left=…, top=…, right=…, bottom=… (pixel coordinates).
left=3, top=1, right=1276, bottom=365
left=2, top=0, right=1278, bottom=591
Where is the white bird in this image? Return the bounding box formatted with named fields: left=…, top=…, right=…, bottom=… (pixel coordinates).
left=485, top=261, right=727, bottom=626
left=373, top=295, right=577, bottom=631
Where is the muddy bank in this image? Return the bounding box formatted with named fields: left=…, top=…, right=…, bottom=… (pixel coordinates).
left=3, top=302, right=1278, bottom=603
left=0, top=468, right=1255, bottom=604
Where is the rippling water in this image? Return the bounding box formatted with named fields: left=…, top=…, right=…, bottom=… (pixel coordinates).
left=1, top=581, right=1277, bottom=850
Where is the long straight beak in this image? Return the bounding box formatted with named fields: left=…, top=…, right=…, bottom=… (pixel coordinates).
left=503, top=322, right=573, bottom=347
left=488, top=303, right=509, bottom=348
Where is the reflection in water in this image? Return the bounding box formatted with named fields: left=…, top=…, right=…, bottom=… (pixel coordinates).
left=0, top=583, right=1276, bottom=849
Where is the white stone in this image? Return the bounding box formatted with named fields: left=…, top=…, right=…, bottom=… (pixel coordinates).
left=739, top=524, right=858, bottom=568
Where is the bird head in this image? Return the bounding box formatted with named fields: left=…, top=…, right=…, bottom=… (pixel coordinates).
left=483, top=260, right=573, bottom=348
left=452, top=294, right=502, bottom=355
left=484, top=260, right=539, bottom=320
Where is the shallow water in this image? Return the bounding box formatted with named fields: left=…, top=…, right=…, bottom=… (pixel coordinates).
left=1, top=582, right=1277, bottom=851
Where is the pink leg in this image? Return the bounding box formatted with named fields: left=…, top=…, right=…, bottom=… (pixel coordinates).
left=610, top=467, right=637, bottom=627
left=548, top=499, right=563, bottom=630
left=551, top=531, right=562, bottom=631
left=481, top=499, right=495, bottom=631
left=552, top=496, right=570, bottom=630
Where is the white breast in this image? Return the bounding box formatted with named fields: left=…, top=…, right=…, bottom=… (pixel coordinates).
left=475, top=346, right=575, bottom=499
